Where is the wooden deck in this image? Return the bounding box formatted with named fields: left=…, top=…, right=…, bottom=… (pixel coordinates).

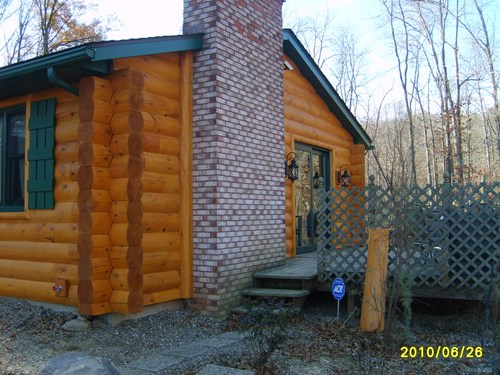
left=253, top=252, right=317, bottom=280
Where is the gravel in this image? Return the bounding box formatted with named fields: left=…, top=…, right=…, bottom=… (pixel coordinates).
left=0, top=294, right=497, bottom=374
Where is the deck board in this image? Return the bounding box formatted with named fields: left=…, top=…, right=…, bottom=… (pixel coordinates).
left=253, top=252, right=317, bottom=280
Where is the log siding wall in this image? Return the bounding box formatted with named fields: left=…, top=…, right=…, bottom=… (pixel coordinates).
left=283, top=55, right=366, bottom=257
left=0, top=51, right=193, bottom=315
left=111, top=52, right=191, bottom=311
left=0, top=91, right=80, bottom=306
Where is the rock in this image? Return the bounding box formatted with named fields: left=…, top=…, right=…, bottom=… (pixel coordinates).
left=91, top=317, right=108, bottom=329
left=38, top=352, right=120, bottom=375
left=62, top=318, right=91, bottom=332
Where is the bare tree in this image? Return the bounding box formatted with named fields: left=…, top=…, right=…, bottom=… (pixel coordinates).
left=2, top=0, right=114, bottom=63
left=379, top=0, right=419, bottom=184
left=34, top=0, right=110, bottom=56
left=329, top=24, right=370, bottom=116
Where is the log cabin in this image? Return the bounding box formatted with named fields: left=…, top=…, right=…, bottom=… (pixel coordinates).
left=0, top=0, right=372, bottom=318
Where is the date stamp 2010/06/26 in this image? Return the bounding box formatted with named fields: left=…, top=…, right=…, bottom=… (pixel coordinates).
left=400, top=346, right=483, bottom=359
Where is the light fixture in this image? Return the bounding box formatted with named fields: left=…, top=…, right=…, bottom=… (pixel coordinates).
left=285, top=152, right=299, bottom=182
left=313, top=169, right=320, bottom=189
left=337, top=164, right=351, bottom=187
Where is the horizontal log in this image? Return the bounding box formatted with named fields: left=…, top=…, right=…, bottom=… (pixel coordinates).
left=109, top=290, right=143, bottom=313
left=78, top=257, right=112, bottom=281
left=108, top=68, right=132, bottom=91
left=109, top=155, right=129, bottom=178
left=116, top=55, right=180, bottom=82
left=285, top=91, right=340, bottom=124
left=142, top=192, right=179, bottom=213
left=109, top=68, right=179, bottom=100
left=27, top=202, right=78, bottom=223
left=55, top=142, right=79, bottom=163
left=109, top=246, right=142, bottom=269
left=109, top=268, right=143, bottom=291
left=79, top=97, right=113, bottom=123
left=110, top=133, right=128, bottom=155
left=142, top=172, right=180, bottom=194
left=54, top=181, right=79, bottom=203
left=143, top=133, right=179, bottom=155
left=79, top=121, right=113, bottom=145
left=78, top=279, right=112, bottom=304
left=142, top=91, right=179, bottom=117
left=0, top=277, right=77, bottom=306
left=143, top=270, right=180, bottom=294
left=143, top=153, right=179, bottom=175
left=143, top=73, right=180, bottom=100
left=78, top=167, right=112, bottom=190
left=0, top=241, right=78, bottom=263
left=110, top=155, right=143, bottom=179
left=284, top=70, right=317, bottom=95
left=110, top=133, right=143, bottom=157
left=109, top=223, right=142, bottom=246
left=55, top=121, right=79, bottom=143
left=285, top=119, right=353, bottom=149
left=142, top=232, right=180, bottom=253
left=285, top=106, right=351, bottom=140
left=109, top=111, right=137, bottom=135
left=79, top=143, right=112, bottom=168
left=0, top=222, right=78, bottom=243
left=0, top=259, right=78, bottom=283
left=78, top=189, right=112, bottom=213
left=109, top=201, right=128, bottom=223
left=143, top=288, right=181, bottom=306
left=109, top=178, right=143, bottom=201
left=78, top=302, right=112, bottom=315
left=55, top=161, right=79, bottom=183
left=55, top=99, right=79, bottom=125
left=143, top=112, right=179, bottom=137
left=142, top=213, right=180, bottom=233
left=77, top=234, right=112, bottom=258
left=142, top=251, right=180, bottom=274
left=111, top=89, right=142, bottom=113
left=78, top=212, right=112, bottom=235
left=79, top=76, right=113, bottom=102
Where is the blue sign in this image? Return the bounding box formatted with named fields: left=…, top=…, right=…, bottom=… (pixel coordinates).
left=332, top=278, right=345, bottom=300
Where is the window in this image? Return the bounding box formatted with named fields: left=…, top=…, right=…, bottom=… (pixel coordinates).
left=0, top=106, right=26, bottom=211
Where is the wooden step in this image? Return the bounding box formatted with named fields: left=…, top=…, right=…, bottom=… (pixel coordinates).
left=242, top=288, right=310, bottom=298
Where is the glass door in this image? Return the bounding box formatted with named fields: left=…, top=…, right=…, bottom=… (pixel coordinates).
left=294, top=143, right=330, bottom=254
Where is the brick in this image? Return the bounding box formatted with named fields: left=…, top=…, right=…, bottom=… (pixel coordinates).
left=184, top=0, right=285, bottom=317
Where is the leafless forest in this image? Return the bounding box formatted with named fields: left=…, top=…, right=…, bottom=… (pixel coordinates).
left=288, top=0, right=499, bottom=187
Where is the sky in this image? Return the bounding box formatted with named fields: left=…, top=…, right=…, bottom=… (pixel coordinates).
left=94, top=0, right=394, bottom=112
left=2, top=0, right=497, bottom=116
left=97, top=0, right=379, bottom=40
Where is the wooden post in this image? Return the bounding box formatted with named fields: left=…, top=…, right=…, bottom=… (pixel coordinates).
left=360, top=228, right=389, bottom=332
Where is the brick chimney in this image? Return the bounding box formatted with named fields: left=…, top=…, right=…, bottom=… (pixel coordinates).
left=183, top=0, right=285, bottom=317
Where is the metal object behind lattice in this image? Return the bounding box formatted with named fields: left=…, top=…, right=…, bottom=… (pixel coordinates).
left=316, top=181, right=499, bottom=295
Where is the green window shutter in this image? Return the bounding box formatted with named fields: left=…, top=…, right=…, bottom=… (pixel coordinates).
left=27, top=98, right=56, bottom=209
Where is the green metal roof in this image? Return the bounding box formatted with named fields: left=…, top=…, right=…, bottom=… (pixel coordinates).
left=0, top=34, right=203, bottom=100
left=283, top=29, right=374, bottom=150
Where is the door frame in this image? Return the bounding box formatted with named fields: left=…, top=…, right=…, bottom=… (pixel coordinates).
left=294, top=142, right=331, bottom=254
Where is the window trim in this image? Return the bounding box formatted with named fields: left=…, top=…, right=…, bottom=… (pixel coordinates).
left=0, top=104, right=26, bottom=212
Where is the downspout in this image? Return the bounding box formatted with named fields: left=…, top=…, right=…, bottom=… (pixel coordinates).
left=47, top=67, right=79, bottom=96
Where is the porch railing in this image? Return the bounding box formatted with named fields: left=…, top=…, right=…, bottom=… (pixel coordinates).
left=316, top=179, right=499, bottom=296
